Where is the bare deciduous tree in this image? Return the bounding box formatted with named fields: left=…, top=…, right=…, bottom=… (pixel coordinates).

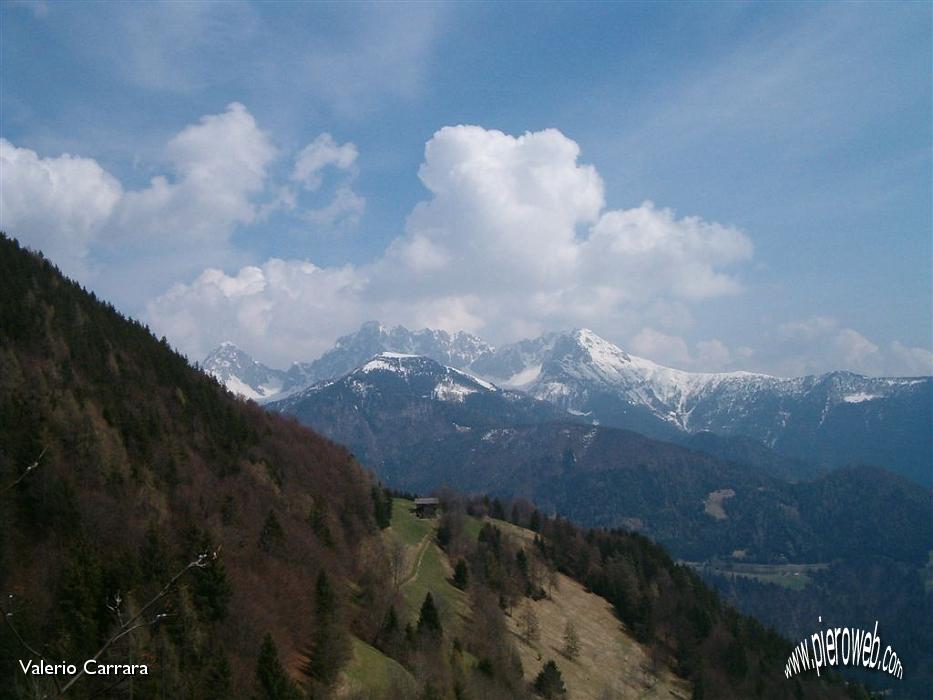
left=518, top=603, right=539, bottom=646
left=546, top=568, right=560, bottom=598
left=561, top=620, right=580, bottom=659
left=389, top=538, right=407, bottom=593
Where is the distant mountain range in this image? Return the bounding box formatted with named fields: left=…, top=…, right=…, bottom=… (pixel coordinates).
left=202, top=321, right=493, bottom=400
left=204, top=322, right=932, bottom=484
left=266, top=351, right=930, bottom=565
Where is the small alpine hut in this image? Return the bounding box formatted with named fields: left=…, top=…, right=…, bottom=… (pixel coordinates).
left=414, top=497, right=440, bottom=519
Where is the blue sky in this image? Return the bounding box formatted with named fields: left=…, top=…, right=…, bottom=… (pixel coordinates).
left=2, top=1, right=930, bottom=375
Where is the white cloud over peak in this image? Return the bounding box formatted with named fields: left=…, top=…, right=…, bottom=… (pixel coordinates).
left=631, top=327, right=693, bottom=366
left=382, top=126, right=604, bottom=291
left=369, top=126, right=752, bottom=336
left=149, top=124, right=757, bottom=366
left=629, top=329, right=739, bottom=372
left=888, top=341, right=933, bottom=376
left=151, top=259, right=365, bottom=363
left=584, top=204, right=752, bottom=301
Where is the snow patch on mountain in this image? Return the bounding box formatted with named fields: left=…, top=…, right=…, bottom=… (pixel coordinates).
left=501, top=363, right=542, bottom=388
left=433, top=378, right=478, bottom=402
left=842, top=392, right=881, bottom=403
left=361, top=353, right=421, bottom=375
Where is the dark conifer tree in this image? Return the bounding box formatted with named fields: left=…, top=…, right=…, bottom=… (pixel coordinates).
left=372, top=485, right=392, bottom=529
left=256, top=633, right=298, bottom=700
left=452, top=559, right=469, bottom=589
left=384, top=604, right=399, bottom=635
left=436, top=518, right=452, bottom=549
left=516, top=548, right=529, bottom=578
left=377, top=604, right=402, bottom=656
left=193, top=557, right=232, bottom=622
left=303, top=569, right=351, bottom=687
left=259, top=511, right=285, bottom=552
left=204, top=650, right=232, bottom=699
left=533, top=659, right=567, bottom=698
left=529, top=509, right=542, bottom=533
left=417, top=592, right=442, bottom=636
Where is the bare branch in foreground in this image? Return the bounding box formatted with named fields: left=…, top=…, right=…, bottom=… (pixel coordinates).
left=2, top=447, right=48, bottom=494
left=1, top=594, right=64, bottom=695
left=3, top=547, right=220, bottom=698
left=56, top=547, right=219, bottom=697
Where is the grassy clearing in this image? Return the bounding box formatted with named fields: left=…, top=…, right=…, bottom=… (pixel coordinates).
left=390, top=497, right=433, bottom=546
left=340, top=636, right=415, bottom=697
left=463, top=513, right=484, bottom=542
left=703, top=488, right=736, bottom=520
left=506, top=571, right=691, bottom=700
left=386, top=498, right=468, bottom=634
left=400, top=542, right=468, bottom=632
left=685, top=561, right=828, bottom=591
left=489, top=517, right=691, bottom=699
left=485, top=515, right=537, bottom=546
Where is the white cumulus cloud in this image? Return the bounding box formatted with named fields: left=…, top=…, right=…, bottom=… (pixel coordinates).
left=366, top=125, right=752, bottom=339
left=887, top=341, right=933, bottom=376
left=149, top=259, right=365, bottom=363
left=149, top=125, right=758, bottom=366
left=1, top=103, right=362, bottom=300
left=111, top=102, right=276, bottom=243
left=0, top=138, right=122, bottom=275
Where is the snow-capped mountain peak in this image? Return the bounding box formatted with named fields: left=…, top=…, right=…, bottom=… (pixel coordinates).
left=201, top=343, right=285, bottom=401
left=202, top=321, right=497, bottom=401
left=359, top=352, right=497, bottom=400
left=272, top=352, right=501, bottom=412
left=468, top=327, right=931, bottom=484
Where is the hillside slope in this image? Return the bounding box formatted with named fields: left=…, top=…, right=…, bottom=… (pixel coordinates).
left=0, top=236, right=386, bottom=698
left=487, top=519, right=690, bottom=700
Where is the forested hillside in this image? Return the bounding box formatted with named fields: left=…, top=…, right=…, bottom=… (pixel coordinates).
left=0, top=235, right=395, bottom=697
